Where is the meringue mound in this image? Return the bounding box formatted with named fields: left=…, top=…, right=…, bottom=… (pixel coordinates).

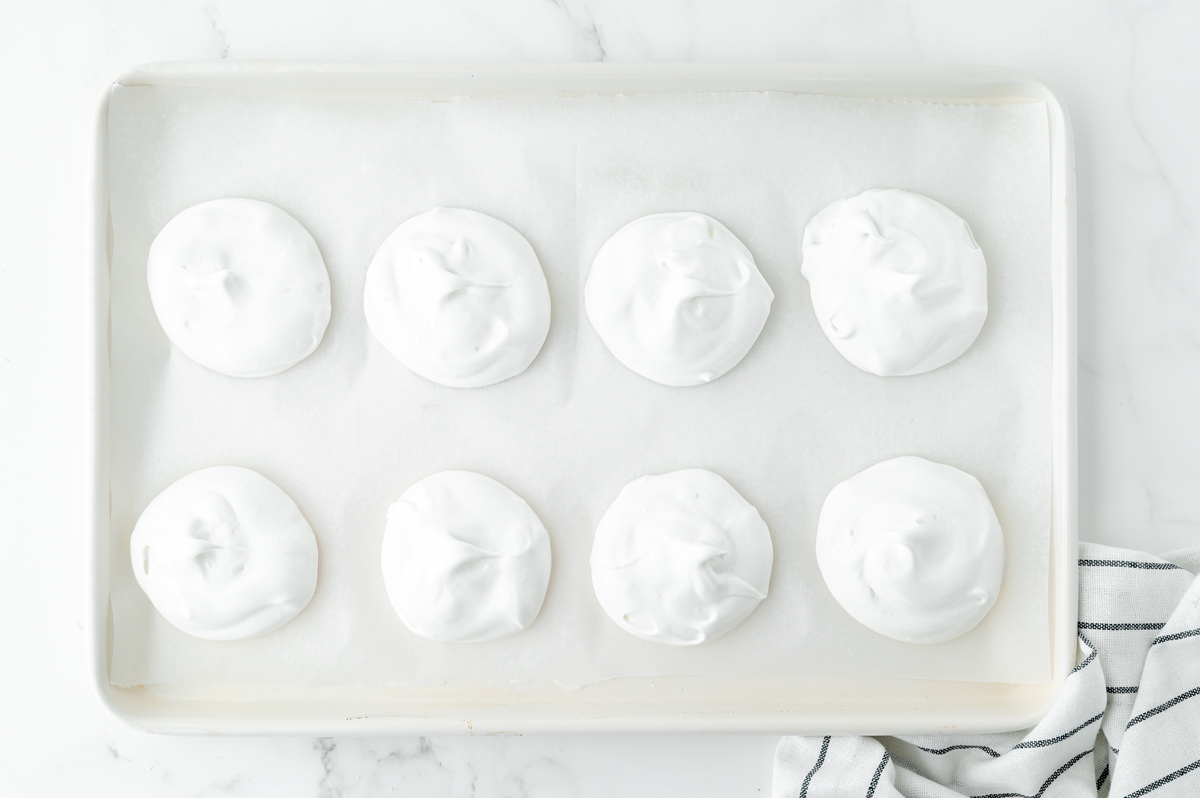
left=364, top=207, right=551, bottom=388
left=590, top=468, right=773, bottom=645
left=801, top=189, right=987, bottom=377
left=585, top=212, right=774, bottom=387
left=815, top=455, right=1005, bottom=644
left=380, top=471, right=552, bottom=643
left=130, top=466, right=319, bottom=641
left=147, top=198, right=331, bottom=378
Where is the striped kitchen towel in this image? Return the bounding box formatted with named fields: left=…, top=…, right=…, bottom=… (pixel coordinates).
left=773, top=542, right=1200, bottom=798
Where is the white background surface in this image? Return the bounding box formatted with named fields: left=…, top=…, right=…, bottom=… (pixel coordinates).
left=0, top=1, right=1197, bottom=795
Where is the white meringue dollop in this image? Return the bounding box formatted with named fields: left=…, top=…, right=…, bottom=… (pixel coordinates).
left=130, top=466, right=319, bottom=641
left=364, top=207, right=552, bottom=388
left=585, top=212, right=774, bottom=387
left=147, top=198, right=331, bottom=378
left=590, top=469, right=773, bottom=646
left=380, top=471, right=552, bottom=643
left=815, top=455, right=1005, bottom=644
left=801, top=189, right=988, bottom=377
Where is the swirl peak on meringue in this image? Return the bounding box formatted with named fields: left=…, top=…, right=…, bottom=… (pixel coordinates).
left=147, top=198, right=331, bottom=378
left=590, top=468, right=773, bottom=645
left=380, top=470, right=551, bottom=643
left=801, top=189, right=987, bottom=377
left=585, top=212, right=774, bottom=387
left=815, top=455, right=1005, bottom=644
left=130, top=466, right=319, bottom=641
left=364, top=207, right=552, bottom=388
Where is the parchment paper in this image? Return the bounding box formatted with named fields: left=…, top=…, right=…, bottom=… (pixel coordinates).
left=107, top=85, right=1052, bottom=688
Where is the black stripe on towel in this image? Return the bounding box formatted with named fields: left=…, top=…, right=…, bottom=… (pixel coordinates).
left=1013, top=711, right=1104, bottom=749
left=1078, top=622, right=1166, bottom=631
left=1071, top=645, right=1097, bottom=674
left=865, top=751, right=890, bottom=798
left=798, top=736, right=830, bottom=798
left=1151, top=627, right=1200, bottom=646
left=1126, top=686, right=1200, bottom=730
left=917, top=743, right=1001, bottom=758
left=1118, top=757, right=1200, bottom=798
left=1078, top=559, right=1182, bottom=570
left=1097, top=763, right=1109, bottom=790
left=970, top=748, right=1092, bottom=798
left=1107, top=686, right=1140, bottom=694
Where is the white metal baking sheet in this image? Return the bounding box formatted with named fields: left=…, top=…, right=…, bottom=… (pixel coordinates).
left=86, top=62, right=1077, bottom=735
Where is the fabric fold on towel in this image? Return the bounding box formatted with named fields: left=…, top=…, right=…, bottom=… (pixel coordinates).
left=773, top=542, right=1200, bottom=798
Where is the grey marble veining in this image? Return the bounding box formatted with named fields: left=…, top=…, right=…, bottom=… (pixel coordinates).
left=1, top=0, right=1198, bottom=794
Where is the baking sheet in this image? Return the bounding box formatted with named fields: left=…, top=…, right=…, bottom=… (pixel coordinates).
left=107, top=85, right=1052, bottom=688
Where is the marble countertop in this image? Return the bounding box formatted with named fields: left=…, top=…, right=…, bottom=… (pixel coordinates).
left=1, top=0, right=1197, bottom=794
